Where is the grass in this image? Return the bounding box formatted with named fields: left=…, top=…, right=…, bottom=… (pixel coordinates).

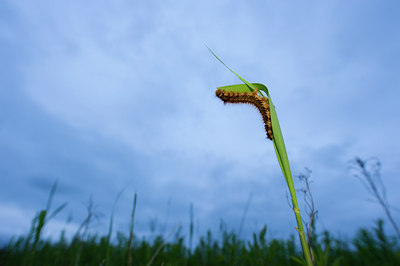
left=1, top=207, right=399, bottom=266
left=208, top=48, right=313, bottom=265
left=1, top=181, right=399, bottom=265
left=1, top=176, right=399, bottom=265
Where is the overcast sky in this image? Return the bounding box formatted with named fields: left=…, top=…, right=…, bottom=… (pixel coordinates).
left=1, top=0, right=400, bottom=245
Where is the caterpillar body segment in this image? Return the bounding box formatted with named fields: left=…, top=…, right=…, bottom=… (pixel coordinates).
left=215, top=89, right=273, bottom=140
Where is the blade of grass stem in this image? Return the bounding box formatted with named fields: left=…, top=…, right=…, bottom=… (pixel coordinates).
left=209, top=48, right=313, bottom=266
left=106, top=187, right=126, bottom=266
left=128, top=192, right=138, bottom=266
left=189, top=203, right=194, bottom=255
left=238, top=192, right=253, bottom=239
left=147, top=222, right=181, bottom=266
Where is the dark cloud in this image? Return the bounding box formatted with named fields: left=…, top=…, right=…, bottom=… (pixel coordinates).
left=1, top=0, right=399, bottom=244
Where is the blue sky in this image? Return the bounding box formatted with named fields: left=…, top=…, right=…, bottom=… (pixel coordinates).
left=1, top=0, right=400, bottom=244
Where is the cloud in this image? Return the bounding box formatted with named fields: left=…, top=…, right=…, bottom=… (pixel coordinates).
left=0, top=0, right=399, bottom=244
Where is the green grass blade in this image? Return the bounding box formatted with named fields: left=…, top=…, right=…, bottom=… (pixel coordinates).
left=291, top=256, right=307, bottom=265
left=267, top=94, right=291, bottom=185
left=217, top=84, right=252, bottom=93
left=217, top=83, right=267, bottom=96
left=214, top=68, right=290, bottom=185
left=45, top=180, right=58, bottom=213
left=47, top=202, right=68, bottom=221
left=210, top=48, right=292, bottom=187
left=207, top=46, right=257, bottom=92
left=106, top=187, right=126, bottom=266
left=128, top=192, right=138, bottom=266
left=209, top=48, right=313, bottom=266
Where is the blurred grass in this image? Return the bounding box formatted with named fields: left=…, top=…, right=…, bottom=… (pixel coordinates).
left=1, top=207, right=399, bottom=265
left=1, top=180, right=399, bottom=265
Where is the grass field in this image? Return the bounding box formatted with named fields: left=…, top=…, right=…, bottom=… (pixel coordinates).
left=1, top=194, right=399, bottom=265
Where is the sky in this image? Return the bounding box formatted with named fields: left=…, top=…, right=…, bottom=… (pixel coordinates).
left=1, top=0, right=400, bottom=245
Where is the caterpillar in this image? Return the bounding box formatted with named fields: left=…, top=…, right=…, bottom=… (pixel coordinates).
left=215, top=88, right=273, bottom=140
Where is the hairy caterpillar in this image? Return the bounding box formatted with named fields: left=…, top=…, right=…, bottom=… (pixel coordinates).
left=215, top=88, right=273, bottom=140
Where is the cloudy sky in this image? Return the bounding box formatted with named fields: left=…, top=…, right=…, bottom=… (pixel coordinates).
left=1, top=0, right=400, bottom=245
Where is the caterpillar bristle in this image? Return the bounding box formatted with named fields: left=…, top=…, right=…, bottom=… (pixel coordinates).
left=215, top=88, right=273, bottom=140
